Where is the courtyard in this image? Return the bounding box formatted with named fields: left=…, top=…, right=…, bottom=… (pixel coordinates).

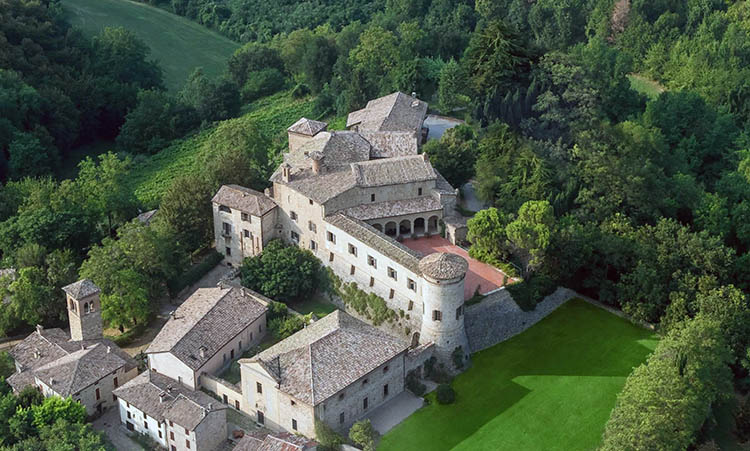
left=378, top=299, right=658, bottom=451
left=401, top=236, right=514, bottom=300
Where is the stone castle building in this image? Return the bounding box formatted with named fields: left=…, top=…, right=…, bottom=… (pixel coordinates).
left=212, top=92, right=470, bottom=364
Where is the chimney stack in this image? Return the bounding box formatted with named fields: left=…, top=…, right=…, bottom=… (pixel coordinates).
left=309, top=151, right=324, bottom=175
left=159, top=392, right=167, bottom=403
left=36, top=324, right=43, bottom=335
left=281, top=163, right=292, bottom=183
left=106, top=346, right=111, bottom=354
left=199, top=346, right=207, bottom=358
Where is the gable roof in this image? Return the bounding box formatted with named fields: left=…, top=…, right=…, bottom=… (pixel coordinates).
left=287, top=118, right=328, bottom=136
left=7, top=327, right=136, bottom=393
left=34, top=343, right=129, bottom=396
left=113, top=371, right=225, bottom=431
left=244, top=310, right=407, bottom=405
left=62, top=279, right=100, bottom=299
left=146, top=286, right=268, bottom=370
left=347, top=92, right=428, bottom=133
left=351, top=154, right=437, bottom=187
left=290, top=131, right=371, bottom=169
left=212, top=185, right=277, bottom=217
left=360, top=131, right=419, bottom=158
left=234, top=431, right=316, bottom=451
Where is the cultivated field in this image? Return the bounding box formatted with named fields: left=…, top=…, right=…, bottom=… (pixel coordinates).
left=379, top=299, right=658, bottom=451
left=63, top=0, right=239, bottom=90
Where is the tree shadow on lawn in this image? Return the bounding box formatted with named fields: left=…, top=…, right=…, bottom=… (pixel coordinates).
left=380, top=300, right=657, bottom=451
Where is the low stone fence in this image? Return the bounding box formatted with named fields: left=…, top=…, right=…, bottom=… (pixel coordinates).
left=200, top=373, right=245, bottom=413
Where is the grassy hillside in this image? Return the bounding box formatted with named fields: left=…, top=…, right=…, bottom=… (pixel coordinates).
left=63, top=0, right=239, bottom=91
left=127, top=91, right=319, bottom=207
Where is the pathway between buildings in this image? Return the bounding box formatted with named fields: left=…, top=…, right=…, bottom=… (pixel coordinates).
left=92, top=408, right=143, bottom=451
left=366, top=391, right=424, bottom=435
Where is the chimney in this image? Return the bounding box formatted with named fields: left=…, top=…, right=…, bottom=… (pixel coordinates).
left=33, top=348, right=40, bottom=359
left=411, top=92, right=417, bottom=98
left=36, top=324, right=43, bottom=335
left=106, top=346, right=111, bottom=354
left=309, top=151, right=324, bottom=175
left=169, top=311, right=176, bottom=320
left=49, top=377, right=55, bottom=386
left=199, top=346, right=207, bottom=358
left=422, top=153, right=430, bottom=163
left=159, top=392, right=167, bottom=403
left=208, top=403, right=212, bottom=411
left=281, top=163, right=291, bottom=183
left=167, top=385, right=173, bottom=394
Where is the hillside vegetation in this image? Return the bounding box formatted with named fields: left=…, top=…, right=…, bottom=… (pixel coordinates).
left=64, top=0, right=239, bottom=90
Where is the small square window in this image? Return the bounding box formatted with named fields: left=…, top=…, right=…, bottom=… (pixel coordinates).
left=362, top=378, right=368, bottom=386
left=257, top=382, right=263, bottom=394
left=290, top=211, right=298, bottom=221
left=309, top=199, right=313, bottom=205
left=327, top=232, right=336, bottom=243
left=348, top=244, right=357, bottom=256
left=389, top=289, right=394, bottom=299
left=383, top=365, right=389, bottom=373
left=310, top=240, right=317, bottom=250
left=241, top=212, right=250, bottom=222
left=388, top=267, right=397, bottom=280
left=407, top=278, right=416, bottom=291
left=456, top=306, right=463, bottom=320
left=243, top=229, right=250, bottom=238
left=292, top=419, right=298, bottom=430
left=339, top=392, right=345, bottom=401
left=418, top=188, right=423, bottom=196
left=329, top=252, right=334, bottom=262
left=350, top=265, right=355, bottom=275
left=408, top=300, right=414, bottom=311
left=308, top=221, right=316, bottom=232
left=369, top=277, right=374, bottom=287
left=371, top=193, right=375, bottom=202
left=367, top=255, right=376, bottom=268
left=433, top=310, right=442, bottom=321
left=291, top=231, right=300, bottom=243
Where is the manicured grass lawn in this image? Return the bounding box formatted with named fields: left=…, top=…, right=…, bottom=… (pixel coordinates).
left=291, top=293, right=338, bottom=318
left=379, top=299, right=658, bottom=451
left=63, top=0, right=239, bottom=91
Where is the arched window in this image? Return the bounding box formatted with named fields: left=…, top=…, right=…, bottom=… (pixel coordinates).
left=83, top=302, right=90, bottom=314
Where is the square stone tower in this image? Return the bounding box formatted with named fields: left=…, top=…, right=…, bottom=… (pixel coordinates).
left=62, top=279, right=103, bottom=341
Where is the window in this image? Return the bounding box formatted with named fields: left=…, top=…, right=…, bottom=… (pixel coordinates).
left=338, top=393, right=345, bottom=401
left=383, top=384, right=389, bottom=398
left=241, top=213, right=250, bottom=222
left=159, top=430, right=163, bottom=439
left=456, top=306, right=463, bottom=320
left=127, top=411, right=131, bottom=419
left=329, top=252, right=334, bottom=262
left=371, top=193, right=375, bottom=202
left=223, top=354, right=226, bottom=363
left=327, top=232, right=336, bottom=243
left=243, top=229, right=250, bottom=238
left=367, top=255, right=376, bottom=268
left=290, top=211, right=298, bottom=221
left=114, top=377, right=118, bottom=388
left=169, top=420, right=173, bottom=427
left=291, top=231, right=300, bottom=243
left=95, top=388, right=100, bottom=400
left=362, top=378, right=368, bottom=386
left=186, top=440, right=191, bottom=449
left=169, top=431, right=175, bottom=441
left=369, top=277, right=374, bottom=287
left=433, top=310, right=442, bottom=321
left=388, top=267, right=397, bottom=280
left=231, top=349, right=235, bottom=359
left=144, top=420, right=148, bottom=429
left=363, top=397, right=369, bottom=410
left=350, top=265, right=355, bottom=275
left=348, top=244, right=357, bottom=256
left=256, top=382, right=263, bottom=394
left=185, top=428, right=189, bottom=435
left=340, top=412, right=345, bottom=424
left=310, top=240, right=317, bottom=250
left=408, top=278, right=416, bottom=291
left=257, top=411, right=265, bottom=425
left=418, top=188, right=423, bottom=196
left=171, top=446, right=176, bottom=451
left=408, top=300, right=414, bottom=311
left=225, top=247, right=231, bottom=256
left=239, top=340, right=242, bottom=350
left=127, top=402, right=130, bottom=408
left=308, top=221, right=316, bottom=232
left=219, top=205, right=231, bottom=213
left=222, top=222, right=231, bottom=235
left=383, top=365, right=389, bottom=373
left=113, top=393, right=117, bottom=401
left=292, top=419, right=298, bottom=430
left=291, top=400, right=296, bottom=406
left=389, top=289, right=394, bottom=299
left=223, top=394, right=228, bottom=404
left=235, top=400, right=240, bottom=410
left=309, top=199, right=313, bottom=205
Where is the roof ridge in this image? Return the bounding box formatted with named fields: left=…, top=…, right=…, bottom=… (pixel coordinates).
left=308, top=340, right=315, bottom=405
left=170, top=286, right=232, bottom=352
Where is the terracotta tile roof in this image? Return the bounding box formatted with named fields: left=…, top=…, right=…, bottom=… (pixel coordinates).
left=292, top=131, right=371, bottom=168
left=287, top=118, right=328, bottom=136
left=212, top=185, right=277, bottom=217
left=419, top=252, right=468, bottom=280
left=351, top=155, right=437, bottom=187
left=325, top=213, right=423, bottom=273
left=146, top=287, right=268, bottom=370
left=246, top=311, right=407, bottom=405
left=342, top=196, right=443, bottom=221
left=7, top=327, right=136, bottom=393
left=62, top=279, right=100, bottom=299
left=114, top=371, right=225, bottom=431
left=234, top=431, right=316, bottom=451
left=347, top=92, right=428, bottom=133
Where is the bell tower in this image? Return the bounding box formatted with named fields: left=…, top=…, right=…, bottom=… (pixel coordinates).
left=63, top=279, right=103, bottom=341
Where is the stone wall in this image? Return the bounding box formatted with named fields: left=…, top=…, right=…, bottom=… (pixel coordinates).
left=200, top=373, right=244, bottom=412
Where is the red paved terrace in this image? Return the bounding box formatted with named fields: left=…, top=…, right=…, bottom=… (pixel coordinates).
left=401, top=236, right=515, bottom=301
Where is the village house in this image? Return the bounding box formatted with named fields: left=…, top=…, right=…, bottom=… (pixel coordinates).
left=238, top=310, right=412, bottom=438
left=113, top=371, right=227, bottom=451
left=146, top=285, right=269, bottom=391
left=6, top=279, right=138, bottom=416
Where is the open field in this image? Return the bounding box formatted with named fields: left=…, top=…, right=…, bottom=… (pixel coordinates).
left=379, top=299, right=658, bottom=451
left=63, top=0, right=239, bottom=91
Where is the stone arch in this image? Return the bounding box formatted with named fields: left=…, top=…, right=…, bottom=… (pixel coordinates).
left=372, top=223, right=383, bottom=233
left=411, top=332, right=420, bottom=348
left=427, top=215, right=439, bottom=234
left=385, top=221, right=397, bottom=237
left=414, top=217, right=425, bottom=235
left=399, top=219, right=411, bottom=236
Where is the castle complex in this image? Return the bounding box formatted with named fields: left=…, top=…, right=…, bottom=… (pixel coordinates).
left=212, top=92, right=471, bottom=363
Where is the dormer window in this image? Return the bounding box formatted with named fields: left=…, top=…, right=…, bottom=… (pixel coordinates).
left=219, top=205, right=231, bottom=213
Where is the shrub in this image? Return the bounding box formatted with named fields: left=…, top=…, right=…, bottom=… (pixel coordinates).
left=424, top=357, right=452, bottom=384
left=268, top=313, right=312, bottom=340
left=349, top=419, right=379, bottom=451
left=452, top=346, right=465, bottom=370
left=241, top=68, right=286, bottom=102
left=315, top=419, right=344, bottom=451
left=405, top=370, right=426, bottom=396
left=436, top=384, right=456, bottom=404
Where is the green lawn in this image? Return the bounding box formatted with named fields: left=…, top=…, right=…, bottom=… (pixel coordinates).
left=291, top=294, right=338, bottom=318
left=63, top=0, right=239, bottom=91
left=628, top=74, right=665, bottom=100
left=379, top=299, right=658, bottom=451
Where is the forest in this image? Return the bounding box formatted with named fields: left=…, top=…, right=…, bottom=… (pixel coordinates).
left=1, top=0, right=750, bottom=448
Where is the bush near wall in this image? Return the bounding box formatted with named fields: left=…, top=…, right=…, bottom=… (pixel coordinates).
left=167, top=250, right=223, bottom=295
left=327, top=268, right=396, bottom=326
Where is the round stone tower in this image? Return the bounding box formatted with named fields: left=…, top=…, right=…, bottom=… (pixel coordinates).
left=418, top=252, right=470, bottom=365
